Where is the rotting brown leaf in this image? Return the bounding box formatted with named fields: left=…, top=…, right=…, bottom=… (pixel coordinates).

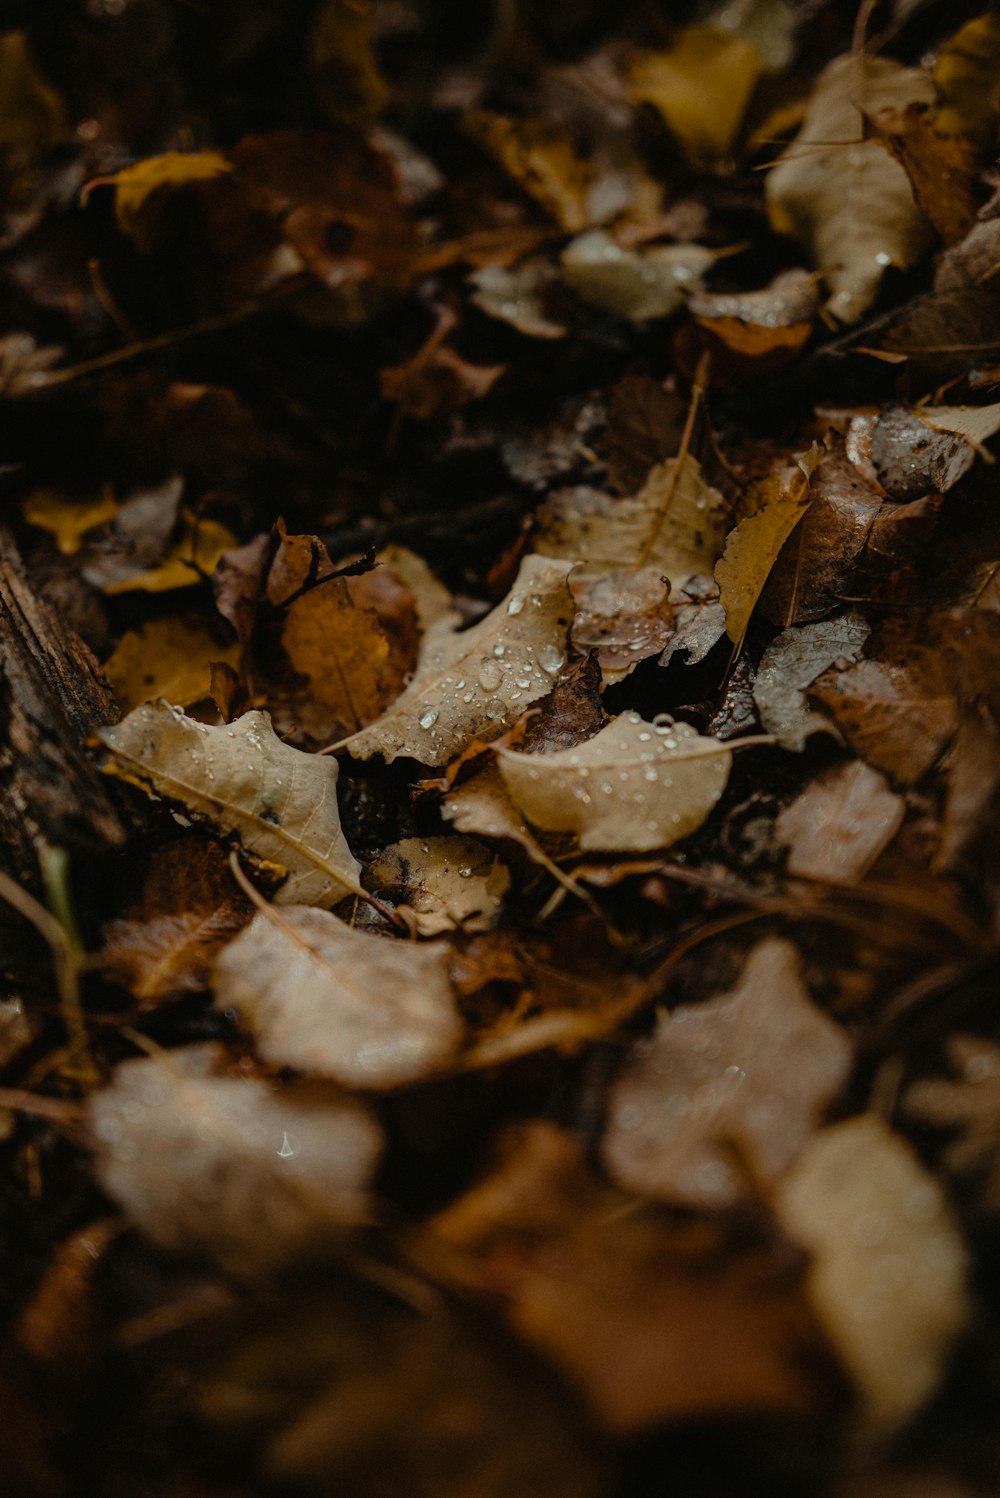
left=367, top=835, right=510, bottom=936
left=754, top=611, right=870, bottom=751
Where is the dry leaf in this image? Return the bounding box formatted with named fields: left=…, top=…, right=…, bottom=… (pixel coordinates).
left=775, top=1114, right=971, bottom=1431
left=534, top=454, right=728, bottom=592
left=310, top=0, right=388, bottom=128
left=432, top=1122, right=834, bottom=1432
left=367, top=836, right=510, bottom=936
left=560, top=231, right=714, bottom=322
left=767, top=55, right=935, bottom=321
left=497, top=710, right=731, bottom=853
left=100, top=838, right=251, bottom=1004
left=775, top=760, right=905, bottom=881
left=371, top=544, right=457, bottom=636
left=754, top=611, right=870, bottom=750
left=22, top=488, right=119, bottom=556
left=629, top=27, right=761, bottom=166
left=715, top=445, right=821, bottom=647
left=934, top=12, right=1000, bottom=147
left=602, top=939, right=851, bottom=1208
left=102, top=511, right=237, bottom=596
left=89, top=1043, right=381, bottom=1273
left=907, top=1036, right=1000, bottom=1208
left=870, top=404, right=1000, bottom=500
left=342, top=554, right=574, bottom=765
left=102, top=613, right=240, bottom=711
left=93, top=704, right=362, bottom=906
left=214, top=905, right=462, bottom=1087
left=112, top=151, right=234, bottom=250
left=442, top=764, right=538, bottom=857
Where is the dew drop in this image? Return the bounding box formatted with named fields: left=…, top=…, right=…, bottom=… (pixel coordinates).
left=538, top=643, right=564, bottom=674
left=478, top=659, right=502, bottom=690
left=507, top=593, right=525, bottom=615
left=419, top=708, right=439, bottom=729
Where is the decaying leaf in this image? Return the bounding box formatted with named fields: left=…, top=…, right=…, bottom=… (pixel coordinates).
left=907, top=1036, right=1000, bottom=1210
left=497, top=710, right=731, bottom=853
left=101, top=837, right=251, bottom=1004
left=367, top=836, right=510, bottom=936
left=775, top=760, right=905, bottom=881
left=342, top=554, right=574, bottom=765
left=93, top=705, right=362, bottom=906
left=602, top=939, right=851, bottom=1208
left=534, top=454, right=728, bottom=592
left=102, top=613, right=240, bottom=711
left=767, top=55, right=936, bottom=321
left=754, top=611, right=870, bottom=751
left=89, top=1043, right=382, bottom=1273
left=870, top=403, right=1000, bottom=501
left=214, top=904, right=462, bottom=1088
left=469, top=260, right=566, bottom=340
left=432, top=1122, right=835, bottom=1432
left=23, top=488, right=119, bottom=556
left=869, top=105, right=981, bottom=247
left=715, top=445, right=821, bottom=646
left=629, top=27, right=761, bottom=165
left=112, top=151, right=234, bottom=250
left=560, top=231, right=714, bottom=322
left=809, top=653, right=958, bottom=784
left=775, top=1114, right=971, bottom=1431
left=568, top=565, right=674, bottom=682
left=685, top=267, right=818, bottom=378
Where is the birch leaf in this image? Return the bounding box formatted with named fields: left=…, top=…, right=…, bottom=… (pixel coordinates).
left=754, top=611, right=870, bottom=750
left=342, top=555, right=574, bottom=765
left=715, top=445, right=821, bottom=647
left=368, top=836, right=510, bottom=936
left=602, top=939, right=851, bottom=1208
left=775, top=1115, right=971, bottom=1432
left=214, top=905, right=462, bottom=1088
left=92, top=705, right=361, bottom=907
left=89, top=1044, right=381, bottom=1273
left=498, top=710, right=731, bottom=853
left=534, top=454, right=728, bottom=592
left=766, top=55, right=935, bottom=321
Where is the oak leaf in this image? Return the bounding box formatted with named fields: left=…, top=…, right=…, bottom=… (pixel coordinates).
left=89, top=1044, right=381, bottom=1273
left=214, top=904, right=462, bottom=1087
left=93, top=705, right=362, bottom=906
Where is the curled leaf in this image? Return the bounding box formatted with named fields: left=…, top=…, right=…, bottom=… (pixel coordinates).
left=754, top=612, right=870, bottom=751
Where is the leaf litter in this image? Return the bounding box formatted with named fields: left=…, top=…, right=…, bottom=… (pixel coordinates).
left=4, top=6, right=1000, bottom=1496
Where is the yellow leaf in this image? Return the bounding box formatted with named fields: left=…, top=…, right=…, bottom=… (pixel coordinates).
left=113, top=151, right=233, bottom=249
left=0, top=31, right=64, bottom=167
left=629, top=27, right=761, bottom=165
left=311, top=0, right=388, bottom=127
left=103, top=511, right=237, bottom=595
left=714, top=444, right=821, bottom=647
left=464, top=110, right=592, bottom=232
left=23, top=487, right=118, bottom=555
left=934, top=11, right=1000, bottom=147
left=103, top=614, right=240, bottom=711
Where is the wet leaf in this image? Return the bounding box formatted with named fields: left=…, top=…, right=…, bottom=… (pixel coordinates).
left=809, top=652, right=958, bottom=784
left=442, top=764, right=538, bottom=857
left=100, top=838, right=251, bottom=1005
left=102, top=613, right=240, bottom=711
left=560, top=231, right=714, bottom=322
left=754, top=611, right=870, bottom=750
left=569, top=565, right=674, bottom=683
left=870, top=403, right=1000, bottom=500
left=93, top=705, right=362, bottom=906
left=775, top=1115, right=971, bottom=1431
left=342, top=554, right=574, bottom=765
left=367, top=835, right=510, bottom=936
left=214, top=904, right=462, bottom=1088
left=775, top=760, right=905, bottom=881
left=497, top=710, right=732, bottom=853
left=870, top=104, right=981, bottom=247
left=767, top=56, right=936, bottom=321
left=469, top=260, right=567, bottom=340
left=602, top=939, right=851, bottom=1208
left=89, top=1043, right=381, bottom=1273
left=629, top=27, right=762, bottom=166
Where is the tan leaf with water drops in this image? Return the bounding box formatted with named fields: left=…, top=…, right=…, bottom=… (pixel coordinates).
left=775, top=1114, right=970, bottom=1432
left=497, top=710, right=731, bottom=854
left=92, top=705, right=361, bottom=907
left=766, top=55, right=935, bottom=322
left=89, top=1043, right=381, bottom=1274
left=342, top=554, right=574, bottom=765
left=214, top=905, right=462, bottom=1088
left=442, top=764, right=538, bottom=857
left=560, top=231, right=715, bottom=323
left=368, top=836, right=511, bottom=936
left=601, top=939, right=851, bottom=1209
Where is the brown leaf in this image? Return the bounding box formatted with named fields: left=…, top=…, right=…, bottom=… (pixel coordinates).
left=754, top=611, right=870, bottom=750
left=809, top=653, right=958, bottom=784
left=212, top=533, right=270, bottom=647
left=907, top=1036, right=1000, bottom=1207
left=521, top=652, right=606, bottom=752
left=463, top=111, right=593, bottom=232
left=602, top=939, right=851, bottom=1208
left=870, top=104, right=982, bottom=247
left=100, top=838, right=251, bottom=1005
left=775, top=760, right=905, bottom=882
left=381, top=323, right=505, bottom=422
left=367, top=836, right=511, bottom=936
left=569, top=564, right=675, bottom=682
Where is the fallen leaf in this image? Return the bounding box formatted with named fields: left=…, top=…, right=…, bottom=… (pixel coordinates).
left=754, top=611, right=870, bottom=750
left=102, top=510, right=237, bottom=596
left=560, top=231, right=714, bottom=322
left=89, top=1043, right=381, bottom=1273
left=629, top=27, right=761, bottom=166
left=367, top=835, right=510, bottom=936
left=809, top=654, right=957, bottom=784
left=602, top=939, right=851, bottom=1208
left=112, top=151, right=234, bottom=250
left=933, top=12, right=1000, bottom=147
left=310, top=0, right=388, bottom=128
left=936, top=707, right=1000, bottom=869
left=92, top=705, right=362, bottom=906
left=214, top=904, right=462, bottom=1087
left=521, top=651, right=606, bottom=752
left=766, top=55, right=936, bottom=321
left=22, top=488, right=119, bottom=556
left=371, top=544, right=458, bottom=635
left=442, top=764, right=538, bottom=857
left=469, top=260, right=566, bottom=340
left=568, top=565, right=674, bottom=682
left=683, top=267, right=818, bottom=382
left=0, top=331, right=64, bottom=396
left=102, top=613, right=240, bottom=711
left=497, top=710, right=732, bottom=853
left=870, top=104, right=981, bottom=247
left=881, top=214, right=1000, bottom=378
left=0, top=31, right=65, bottom=192
left=715, top=444, right=822, bottom=647
left=79, top=475, right=185, bottom=592
left=463, top=110, right=593, bottom=232
left=775, top=760, right=905, bottom=881
left=380, top=306, right=506, bottom=422
left=212, top=533, right=271, bottom=646
left=870, top=404, right=1000, bottom=500
left=342, top=554, right=574, bottom=765
left=100, top=837, right=251, bottom=1004
left=534, top=454, right=728, bottom=591
left=907, top=1036, right=1000, bottom=1209
left=775, top=1114, right=971, bottom=1431
left=432, top=1122, right=834, bottom=1432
